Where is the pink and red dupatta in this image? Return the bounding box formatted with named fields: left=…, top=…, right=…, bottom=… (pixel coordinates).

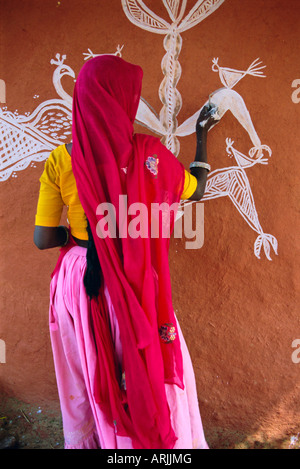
left=71, top=56, right=185, bottom=449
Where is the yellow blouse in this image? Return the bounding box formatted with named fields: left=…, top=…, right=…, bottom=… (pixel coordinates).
left=35, top=145, right=197, bottom=241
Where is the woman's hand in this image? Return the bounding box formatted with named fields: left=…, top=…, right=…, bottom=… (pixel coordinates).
left=196, top=103, right=220, bottom=133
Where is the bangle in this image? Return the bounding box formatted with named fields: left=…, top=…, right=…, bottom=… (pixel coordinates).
left=59, top=226, right=69, bottom=247
left=189, top=161, right=211, bottom=172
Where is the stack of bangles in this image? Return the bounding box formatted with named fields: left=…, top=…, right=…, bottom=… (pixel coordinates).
left=189, top=161, right=211, bottom=171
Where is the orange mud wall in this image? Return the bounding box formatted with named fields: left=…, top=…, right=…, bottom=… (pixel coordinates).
left=1, top=0, right=299, bottom=446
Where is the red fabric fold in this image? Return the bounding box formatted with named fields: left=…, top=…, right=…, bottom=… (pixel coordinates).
left=70, top=55, right=185, bottom=449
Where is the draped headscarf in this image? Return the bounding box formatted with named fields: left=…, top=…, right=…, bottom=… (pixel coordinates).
left=71, top=55, right=185, bottom=449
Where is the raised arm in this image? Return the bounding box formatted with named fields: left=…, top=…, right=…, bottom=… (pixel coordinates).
left=188, top=103, right=219, bottom=201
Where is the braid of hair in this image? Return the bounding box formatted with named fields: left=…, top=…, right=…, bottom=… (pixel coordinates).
left=84, top=219, right=102, bottom=299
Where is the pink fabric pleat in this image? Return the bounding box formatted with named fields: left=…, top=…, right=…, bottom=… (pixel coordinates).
left=49, top=246, right=209, bottom=449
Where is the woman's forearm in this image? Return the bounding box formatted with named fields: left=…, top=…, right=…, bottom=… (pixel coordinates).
left=194, top=127, right=208, bottom=162
left=188, top=128, right=209, bottom=200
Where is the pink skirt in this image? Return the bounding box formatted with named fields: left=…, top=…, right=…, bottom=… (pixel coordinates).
left=49, top=246, right=209, bottom=449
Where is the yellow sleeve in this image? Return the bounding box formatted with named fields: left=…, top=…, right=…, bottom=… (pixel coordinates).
left=181, top=170, right=198, bottom=200
left=35, top=152, right=64, bottom=226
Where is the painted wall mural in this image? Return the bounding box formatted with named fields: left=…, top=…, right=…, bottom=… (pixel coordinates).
left=0, top=0, right=278, bottom=260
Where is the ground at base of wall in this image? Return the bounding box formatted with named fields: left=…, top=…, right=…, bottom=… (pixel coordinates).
left=0, top=395, right=299, bottom=450
left=0, top=395, right=63, bottom=449
left=206, top=426, right=299, bottom=450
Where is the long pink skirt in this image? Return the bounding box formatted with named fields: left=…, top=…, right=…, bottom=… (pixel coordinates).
left=49, top=246, right=209, bottom=449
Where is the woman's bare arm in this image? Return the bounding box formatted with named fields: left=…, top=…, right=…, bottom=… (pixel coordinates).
left=188, top=103, right=219, bottom=201
left=34, top=225, right=68, bottom=250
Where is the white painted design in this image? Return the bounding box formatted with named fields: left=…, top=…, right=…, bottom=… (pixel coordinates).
left=122, top=0, right=277, bottom=260
left=145, top=155, right=159, bottom=176
left=203, top=138, right=277, bottom=261
left=291, top=79, right=300, bottom=104
left=175, top=84, right=277, bottom=261
left=83, top=44, right=124, bottom=61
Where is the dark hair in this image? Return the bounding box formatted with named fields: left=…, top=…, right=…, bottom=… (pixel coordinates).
left=84, top=220, right=102, bottom=299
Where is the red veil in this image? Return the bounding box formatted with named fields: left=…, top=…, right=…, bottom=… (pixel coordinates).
left=71, top=56, right=185, bottom=449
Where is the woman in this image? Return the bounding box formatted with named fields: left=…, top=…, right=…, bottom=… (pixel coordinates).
left=34, top=55, right=219, bottom=449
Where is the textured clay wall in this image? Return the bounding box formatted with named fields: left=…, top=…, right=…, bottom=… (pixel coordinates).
left=1, top=0, right=299, bottom=443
